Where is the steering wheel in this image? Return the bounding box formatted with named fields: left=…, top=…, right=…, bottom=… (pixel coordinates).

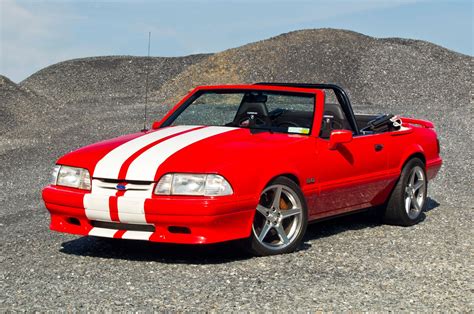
left=269, top=108, right=288, bottom=119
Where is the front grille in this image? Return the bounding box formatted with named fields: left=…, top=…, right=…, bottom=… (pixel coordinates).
left=91, top=178, right=155, bottom=194
left=91, top=220, right=155, bottom=232
left=97, top=178, right=153, bottom=185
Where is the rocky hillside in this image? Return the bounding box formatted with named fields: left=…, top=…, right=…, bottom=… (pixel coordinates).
left=0, top=75, right=55, bottom=140
left=21, top=54, right=210, bottom=107
left=153, top=29, right=470, bottom=106
left=0, top=28, right=472, bottom=204
left=2, top=54, right=210, bottom=154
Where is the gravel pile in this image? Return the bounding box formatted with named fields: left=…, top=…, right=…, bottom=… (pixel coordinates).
left=21, top=55, right=210, bottom=106
left=2, top=55, right=209, bottom=154
left=0, top=75, right=60, bottom=153
left=0, top=29, right=472, bottom=311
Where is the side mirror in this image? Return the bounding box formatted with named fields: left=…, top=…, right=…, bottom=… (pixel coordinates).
left=328, top=130, right=353, bottom=150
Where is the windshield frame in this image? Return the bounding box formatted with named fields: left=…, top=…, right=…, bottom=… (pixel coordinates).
left=158, top=85, right=321, bottom=136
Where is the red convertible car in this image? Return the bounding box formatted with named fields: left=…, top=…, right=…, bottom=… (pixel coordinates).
left=42, top=83, right=442, bottom=255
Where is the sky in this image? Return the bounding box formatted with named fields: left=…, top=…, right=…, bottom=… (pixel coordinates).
left=0, top=0, right=472, bottom=82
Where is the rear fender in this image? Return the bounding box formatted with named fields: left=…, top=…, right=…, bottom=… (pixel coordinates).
left=397, top=144, right=425, bottom=172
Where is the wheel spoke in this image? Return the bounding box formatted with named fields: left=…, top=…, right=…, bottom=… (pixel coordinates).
left=271, top=186, right=283, bottom=210
left=275, top=224, right=289, bottom=244
left=411, top=197, right=421, bottom=211
left=409, top=172, right=416, bottom=187
left=405, top=196, right=411, bottom=211
left=280, top=208, right=300, bottom=219
left=256, top=204, right=269, bottom=216
left=413, top=180, right=424, bottom=192
left=258, top=223, right=272, bottom=242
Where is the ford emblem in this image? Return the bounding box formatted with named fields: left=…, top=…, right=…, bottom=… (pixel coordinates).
left=116, top=184, right=127, bottom=191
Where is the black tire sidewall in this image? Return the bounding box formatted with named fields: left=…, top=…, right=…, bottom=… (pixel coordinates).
left=386, top=158, right=427, bottom=226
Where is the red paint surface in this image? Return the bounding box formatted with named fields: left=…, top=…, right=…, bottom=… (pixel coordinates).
left=42, top=84, right=442, bottom=244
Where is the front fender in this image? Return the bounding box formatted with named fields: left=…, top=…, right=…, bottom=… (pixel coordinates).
left=219, top=157, right=306, bottom=203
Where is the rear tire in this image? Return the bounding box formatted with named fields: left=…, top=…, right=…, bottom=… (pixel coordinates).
left=245, top=177, right=308, bottom=256
left=383, top=158, right=427, bottom=226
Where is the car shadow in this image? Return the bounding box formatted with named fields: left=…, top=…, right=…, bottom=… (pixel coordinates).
left=60, top=197, right=440, bottom=263
left=60, top=237, right=253, bottom=264
left=303, top=197, right=440, bottom=243
left=423, top=197, right=440, bottom=213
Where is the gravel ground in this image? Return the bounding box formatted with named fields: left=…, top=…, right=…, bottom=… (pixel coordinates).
left=1, top=164, right=472, bottom=311
left=1, top=29, right=472, bottom=311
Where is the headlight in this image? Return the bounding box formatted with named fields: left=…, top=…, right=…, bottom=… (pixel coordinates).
left=51, top=165, right=61, bottom=184
left=154, top=173, right=233, bottom=196
left=53, top=165, right=91, bottom=190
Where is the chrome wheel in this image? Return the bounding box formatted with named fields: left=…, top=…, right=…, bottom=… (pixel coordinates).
left=404, top=166, right=426, bottom=219
left=252, top=184, right=303, bottom=251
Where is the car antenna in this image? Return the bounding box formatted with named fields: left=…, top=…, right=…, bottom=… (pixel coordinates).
left=141, top=31, right=152, bottom=132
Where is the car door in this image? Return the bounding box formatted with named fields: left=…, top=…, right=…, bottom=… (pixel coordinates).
left=310, top=96, right=394, bottom=216
left=313, top=132, right=390, bottom=215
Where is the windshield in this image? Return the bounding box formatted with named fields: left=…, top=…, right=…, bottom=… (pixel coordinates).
left=163, top=90, right=315, bottom=135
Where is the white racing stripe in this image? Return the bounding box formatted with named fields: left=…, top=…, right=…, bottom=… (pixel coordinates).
left=92, top=125, right=197, bottom=179
left=84, top=190, right=115, bottom=222
left=84, top=126, right=235, bottom=230
left=117, top=189, right=153, bottom=224
left=88, top=227, right=152, bottom=241
left=126, top=126, right=236, bottom=181
left=121, top=231, right=154, bottom=241
left=88, top=227, right=118, bottom=238
left=88, top=227, right=153, bottom=241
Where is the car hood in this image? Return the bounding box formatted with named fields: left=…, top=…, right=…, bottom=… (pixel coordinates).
left=57, top=125, right=309, bottom=181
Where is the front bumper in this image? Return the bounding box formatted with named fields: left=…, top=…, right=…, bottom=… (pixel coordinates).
left=42, top=185, right=256, bottom=244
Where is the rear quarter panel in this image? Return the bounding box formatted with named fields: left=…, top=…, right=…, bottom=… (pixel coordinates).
left=386, top=126, right=441, bottom=179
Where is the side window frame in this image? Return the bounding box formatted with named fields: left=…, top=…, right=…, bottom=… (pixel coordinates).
left=319, top=92, right=355, bottom=139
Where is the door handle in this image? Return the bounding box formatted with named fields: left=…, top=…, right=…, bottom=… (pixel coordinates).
left=374, top=144, right=384, bottom=152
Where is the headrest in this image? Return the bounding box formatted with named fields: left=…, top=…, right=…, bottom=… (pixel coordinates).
left=232, top=93, right=270, bottom=126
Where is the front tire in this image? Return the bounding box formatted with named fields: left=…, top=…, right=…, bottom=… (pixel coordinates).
left=383, top=158, right=427, bottom=226
left=246, top=177, right=308, bottom=256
